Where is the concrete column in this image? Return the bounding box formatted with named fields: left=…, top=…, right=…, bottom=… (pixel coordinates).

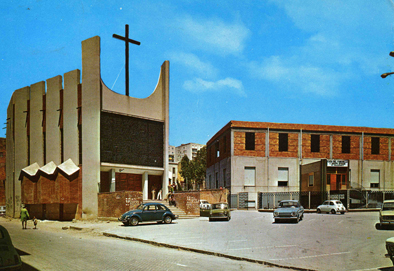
left=46, top=75, right=62, bottom=165
left=30, top=81, right=45, bottom=166
left=161, top=61, right=170, bottom=197
left=81, top=36, right=101, bottom=219
left=142, top=172, right=149, bottom=200
left=64, top=69, right=80, bottom=164
left=110, top=169, right=115, bottom=192
left=13, top=87, right=30, bottom=217
left=6, top=98, right=14, bottom=217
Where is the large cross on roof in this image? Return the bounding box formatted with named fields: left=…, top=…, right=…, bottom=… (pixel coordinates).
left=113, top=24, right=141, bottom=96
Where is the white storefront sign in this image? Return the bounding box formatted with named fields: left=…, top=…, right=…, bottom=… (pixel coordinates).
left=327, top=159, right=348, bottom=167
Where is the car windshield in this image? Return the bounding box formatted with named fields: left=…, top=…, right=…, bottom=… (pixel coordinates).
left=136, top=204, right=145, bottom=210
left=383, top=202, right=394, bottom=211
left=279, top=201, right=298, bottom=208
left=212, top=204, right=227, bottom=209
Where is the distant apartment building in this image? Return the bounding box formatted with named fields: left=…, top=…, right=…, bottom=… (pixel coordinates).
left=168, top=143, right=205, bottom=188
left=206, top=121, right=394, bottom=208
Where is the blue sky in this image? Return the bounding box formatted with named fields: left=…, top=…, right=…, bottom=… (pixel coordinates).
left=1, top=1, right=394, bottom=146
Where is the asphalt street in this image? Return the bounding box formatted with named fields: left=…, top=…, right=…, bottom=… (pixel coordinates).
left=0, top=216, right=284, bottom=271
left=1, top=211, right=393, bottom=271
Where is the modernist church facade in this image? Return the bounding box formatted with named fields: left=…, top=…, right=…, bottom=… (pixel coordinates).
left=6, top=36, right=169, bottom=220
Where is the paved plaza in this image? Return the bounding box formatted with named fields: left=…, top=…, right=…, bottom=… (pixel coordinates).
left=104, top=210, right=393, bottom=270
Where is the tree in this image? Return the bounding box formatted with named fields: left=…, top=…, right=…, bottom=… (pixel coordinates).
left=193, top=146, right=207, bottom=187
left=179, top=147, right=207, bottom=190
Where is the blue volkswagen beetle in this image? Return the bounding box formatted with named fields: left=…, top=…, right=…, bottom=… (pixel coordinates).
left=119, top=202, right=178, bottom=226
left=273, top=200, right=304, bottom=223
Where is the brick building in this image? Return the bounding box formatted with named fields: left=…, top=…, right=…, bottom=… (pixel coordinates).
left=0, top=138, right=5, bottom=207
left=6, top=36, right=169, bottom=220
left=206, top=121, right=394, bottom=208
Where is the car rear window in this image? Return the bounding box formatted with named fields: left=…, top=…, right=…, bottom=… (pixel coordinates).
left=383, top=202, right=394, bottom=210
left=335, top=201, right=343, bottom=205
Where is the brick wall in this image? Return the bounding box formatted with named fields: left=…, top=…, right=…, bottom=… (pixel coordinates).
left=270, top=132, right=299, bottom=158
left=21, top=168, right=82, bottom=220
left=173, top=191, right=200, bottom=215
left=200, top=189, right=229, bottom=203
left=364, top=136, right=389, bottom=161
left=332, top=135, right=360, bottom=160
left=234, top=131, right=265, bottom=157
left=174, top=189, right=229, bottom=215
left=302, top=134, right=330, bottom=159
left=98, top=191, right=142, bottom=218
left=207, top=130, right=231, bottom=168
left=0, top=138, right=5, bottom=206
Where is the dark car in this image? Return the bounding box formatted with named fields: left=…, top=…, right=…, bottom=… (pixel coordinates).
left=273, top=200, right=304, bottom=223
left=0, top=225, right=22, bottom=270
left=119, top=202, right=178, bottom=226
left=209, top=203, right=231, bottom=221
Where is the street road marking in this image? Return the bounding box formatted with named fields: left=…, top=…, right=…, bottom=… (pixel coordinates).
left=270, top=251, right=351, bottom=261
left=176, top=263, right=188, bottom=267
left=228, top=240, right=248, bottom=242
left=228, top=245, right=297, bottom=251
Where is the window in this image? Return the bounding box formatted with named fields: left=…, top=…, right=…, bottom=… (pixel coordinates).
left=244, top=167, right=256, bottom=186
left=278, top=167, right=288, bottom=186
left=309, top=174, right=314, bottom=186
left=370, top=169, right=380, bottom=188
left=342, top=136, right=350, bottom=154
left=215, top=172, right=219, bottom=188
left=279, top=133, right=288, bottom=152
left=209, top=175, right=212, bottom=189
left=371, top=137, right=380, bottom=155
left=311, top=134, right=320, bottom=153
left=245, top=132, right=255, bottom=150
left=172, top=168, right=175, bottom=174
left=215, top=141, right=220, bottom=158
left=223, top=168, right=227, bottom=187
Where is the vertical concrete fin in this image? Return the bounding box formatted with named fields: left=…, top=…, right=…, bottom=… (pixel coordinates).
left=81, top=36, right=101, bottom=219
left=46, top=75, right=63, bottom=165
left=64, top=69, right=80, bottom=164
left=30, top=81, right=45, bottom=166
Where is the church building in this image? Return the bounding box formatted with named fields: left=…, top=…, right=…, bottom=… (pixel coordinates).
left=6, top=36, right=169, bottom=220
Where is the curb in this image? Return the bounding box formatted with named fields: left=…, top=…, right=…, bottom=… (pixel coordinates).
left=102, top=232, right=316, bottom=271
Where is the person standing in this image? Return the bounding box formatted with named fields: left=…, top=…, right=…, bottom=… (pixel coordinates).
left=20, top=205, right=30, bottom=229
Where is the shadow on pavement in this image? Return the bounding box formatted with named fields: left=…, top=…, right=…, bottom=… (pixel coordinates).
left=376, top=223, right=394, bottom=230
left=22, top=262, right=40, bottom=271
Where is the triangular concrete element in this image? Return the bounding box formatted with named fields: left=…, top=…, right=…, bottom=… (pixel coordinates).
left=39, top=161, right=57, bottom=175
left=21, top=163, right=40, bottom=176
left=58, top=158, right=79, bottom=176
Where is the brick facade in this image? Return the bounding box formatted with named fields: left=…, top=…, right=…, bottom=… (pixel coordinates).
left=98, top=191, right=142, bottom=218
left=0, top=138, right=5, bottom=206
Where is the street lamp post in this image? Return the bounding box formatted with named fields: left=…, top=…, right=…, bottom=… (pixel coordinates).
left=381, top=51, right=394, bottom=78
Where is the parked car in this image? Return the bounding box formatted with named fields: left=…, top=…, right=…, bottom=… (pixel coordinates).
left=386, top=237, right=394, bottom=265
left=380, top=200, right=394, bottom=226
left=0, top=225, right=22, bottom=270
left=0, top=205, right=5, bottom=216
left=200, top=200, right=211, bottom=209
left=273, top=200, right=304, bottom=223
left=317, top=200, right=346, bottom=214
left=209, top=203, right=231, bottom=221
left=118, top=202, right=178, bottom=226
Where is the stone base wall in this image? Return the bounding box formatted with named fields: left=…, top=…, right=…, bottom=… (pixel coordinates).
left=174, top=189, right=229, bottom=215
left=98, top=191, right=142, bottom=218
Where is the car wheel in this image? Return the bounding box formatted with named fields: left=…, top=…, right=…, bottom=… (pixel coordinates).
left=296, top=217, right=300, bottom=223
left=331, top=209, right=336, bottom=214
left=300, top=214, right=304, bottom=220
left=129, top=217, right=139, bottom=226
left=340, top=212, right=345, bottom=215
left=164, top=215, right=172, bottom=224
left=317, top=208, right=321, bottom=214
left=227, top=216, right=230, bottom=221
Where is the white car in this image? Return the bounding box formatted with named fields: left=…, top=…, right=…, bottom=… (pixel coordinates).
left=0, top=205, right=5, bottom=216
left=317, top=200, right=346, bottom=214
left=200, top=200, right=211, bottom=209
